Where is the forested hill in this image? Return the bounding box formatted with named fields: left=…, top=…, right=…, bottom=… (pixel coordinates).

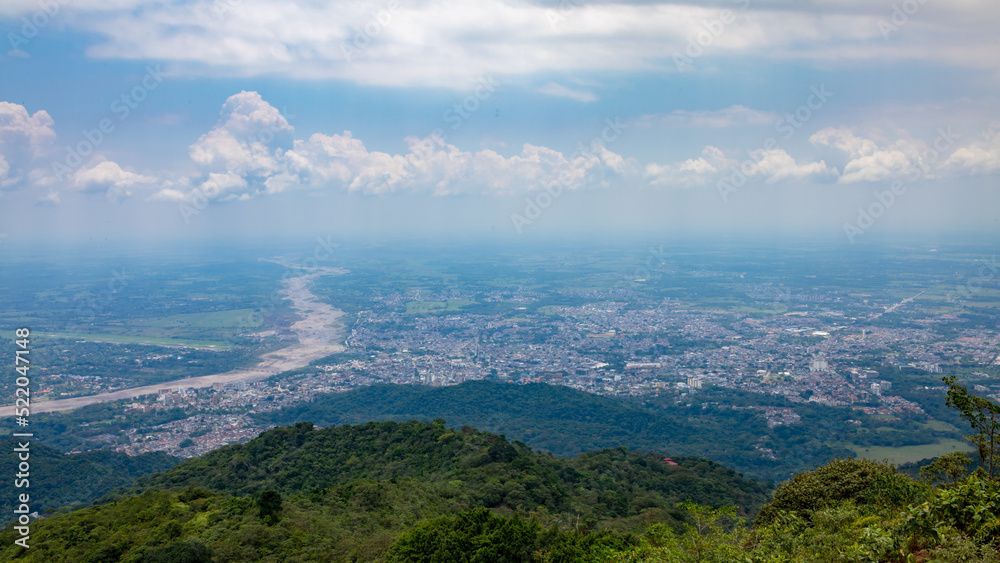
left=126, top=419, right=769, bottom=516
left=0, top=420, right=770, bottom=562
left=0, top=437, right=177, bottom=520
left=259, top=381, right=846, bottom=479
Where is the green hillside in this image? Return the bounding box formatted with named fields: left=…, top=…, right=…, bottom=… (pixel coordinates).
left=0, top=420, right=769, bottom=562
left=3, top=378, right=998, bottom=562
left=259, top=381, right=849, bottom=479
left=128, top=419, right=769, bottom=519
left=0, top=437, right=177, bottom=520
left=3, top=420, right=1000, bottom=562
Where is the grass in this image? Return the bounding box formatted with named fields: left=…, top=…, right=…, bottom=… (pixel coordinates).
left=922, top=420, right=962, bottom=433
left=688, top=299, right=789, bottom=314
left=128, top=309, right=260, bottom=329
left=842, top=439, right=975, bottom=465
left=404, top=299, right=477, bottom=314
left=35, top=331, right=233, bottom=350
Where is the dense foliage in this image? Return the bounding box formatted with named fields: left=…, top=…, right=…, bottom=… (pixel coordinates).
left=0, top=437, right=177, bottom=521
left=126, top=419, right=770, bottom=522
left=4, top=379, right=999, bottom=562
left=260, top=381, right=861, bottom=480
left=0, top=420, right=768, bottom=562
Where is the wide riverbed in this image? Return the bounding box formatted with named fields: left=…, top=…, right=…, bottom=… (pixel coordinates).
left=0, top=266, right=348, bottom=416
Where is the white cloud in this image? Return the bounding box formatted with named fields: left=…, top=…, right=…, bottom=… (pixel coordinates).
left=8, top=0, right=990, bottom=87
left=0, top=102, right=57, bottom=191
left=750, top=149, right=836, bottom=184
left=938, top=124, right=1000, bottom=176
left=537, top=82, right=598, bottom=103
left=282, top=130, right=636, bottom=196
left=196, top=171, right=249, bottom=200
left=189, top=90, right=293, bottom=173
left=810, top=127, right=878, bottom=158
left=810, top=126, right=918, bottom=183
left=809, top=124, right=1000, bottom=182
left=72, top=159, right=156, bottom=202
left=148, top=187, right=187, bottom=203
left=635, top=105, right=779, bottom=129
left=0, top=0, right=146, bottom=16
left=0, top=102, right=56, bottom=157
left=153, top=91, right=640, bottom=202
left=35, top=192, right=60, bottom=207
left=158, top=93, right=850, bottom=201
left=645, top=144, right=834, bottom=188
left=645, top=145, right=728, bottom=188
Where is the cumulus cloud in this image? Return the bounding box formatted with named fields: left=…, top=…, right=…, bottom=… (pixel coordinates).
left=810, top=127, right=921, bottom=183
left=645, top=144, right=834, bottom=188
left=938, top=124, right=1000, bottom=176
left=149, top=92, right=856, bottom=204
left=153, top=91, right=640, bottom=203
left=751, top=149, right=836, bottom=183
left=72, top=159, right=156, bottom=202
left=0, top=102, right=57, bottom=191
left=189, top=90, right=293, bottom=172
left=0, top=102, right=56, bottom=156
left=17, top=90, right=1000, bottom=210
left=645, top=145, right=728, bottom=188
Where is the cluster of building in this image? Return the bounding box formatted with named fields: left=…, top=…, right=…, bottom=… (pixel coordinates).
left=96, top=285, right=1000, bottom=458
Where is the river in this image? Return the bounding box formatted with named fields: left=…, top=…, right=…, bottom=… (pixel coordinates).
left=0, top=266, right=348, bottom=416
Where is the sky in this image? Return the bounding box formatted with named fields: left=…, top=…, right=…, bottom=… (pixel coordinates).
left=0, top=0, right=999, bottom=245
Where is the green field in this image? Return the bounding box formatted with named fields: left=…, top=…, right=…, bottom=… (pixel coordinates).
left=842, top=439, right=974, bottom=465
left=35, top=331, right=232, bottom=350
left=404, top=299, right=477, bottom=314
left=128, top=309, right=260, bottom=329
left=922, top=420, right=962, bottom=433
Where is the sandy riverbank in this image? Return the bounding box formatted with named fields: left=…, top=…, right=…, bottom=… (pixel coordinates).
left=0, top=266, right=348, bottom=416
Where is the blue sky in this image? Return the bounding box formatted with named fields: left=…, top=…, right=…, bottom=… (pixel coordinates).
left=1, top=0, right=999, bottom=244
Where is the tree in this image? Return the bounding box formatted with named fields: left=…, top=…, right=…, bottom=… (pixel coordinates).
left=142, top=541, right=214, bottom=563
left=253, top=490, right=283, bottom=525
left=919, top=451, right=973, bottom=488
left=387, top=508, right=539, bottom=562
left=754, top=458, right=917, bottom=525
left=676, top=502, right=749, bottom=562
left=944, top=376, right=1000, bottom=480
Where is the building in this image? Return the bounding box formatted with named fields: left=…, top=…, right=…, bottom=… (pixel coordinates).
left=809, top=358, right=829, bottom=372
